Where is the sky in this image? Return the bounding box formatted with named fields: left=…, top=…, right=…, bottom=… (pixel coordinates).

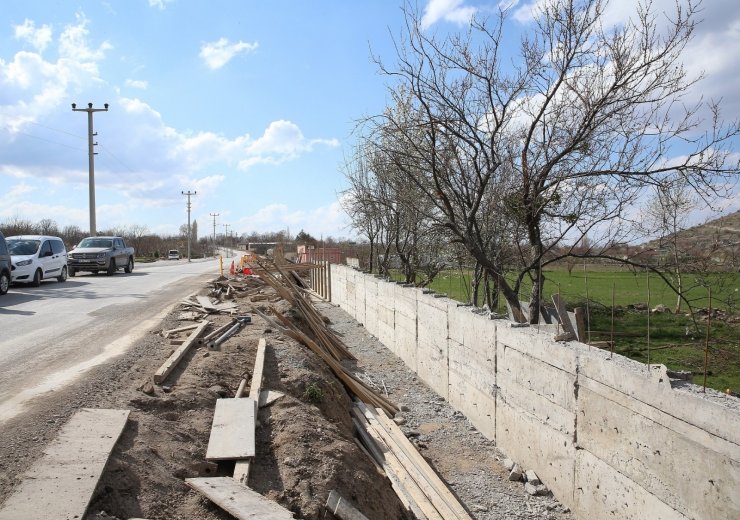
left=1, top=0, right=739, bottom=241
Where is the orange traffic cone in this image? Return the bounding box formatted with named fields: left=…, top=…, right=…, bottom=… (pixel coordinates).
left=229, top=260, right=235, bottom=275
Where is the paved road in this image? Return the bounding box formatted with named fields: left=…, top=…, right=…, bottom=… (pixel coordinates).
left=0, top=256, right=232, bottom=422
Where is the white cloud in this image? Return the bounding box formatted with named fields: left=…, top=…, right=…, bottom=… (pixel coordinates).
left=13, top=20, right=53, bottom=53
left=199, top=38, right=258, bottom=70
left=239, top=120, right=339, bottom=169
left=58, top=13, right=112, bottom=62
left=422, top=0, right=477, bottom=29
left=148, top=0, right=175, bottom=10
left=236, top=200, right=351, bottom=238
left=124, top=79, right=148, bottom=89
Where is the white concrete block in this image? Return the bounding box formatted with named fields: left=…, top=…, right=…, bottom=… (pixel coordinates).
left=394, top=314, right=418, bottom=372
left=354, top=273, right=366, bottom=326
left=364, top=277, right=379, bottom=337
left=448, top=339, right=495, bottom=440
left=496, top=398, right=576, bottom=509
left=497, top=324, right=578, bottom=374
left=497, top=344, right=576, bottom=412
left=417, top=294, right=449, bottom=399
left=577, top=383, right=740, bottom=519
left=447, top=303, right=469, bottom=345
left=580, top=350, right=740, bottom=447
left=574, top=450, right=690, bottom=520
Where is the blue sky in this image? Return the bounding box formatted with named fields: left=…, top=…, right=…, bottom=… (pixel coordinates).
left=1, top=0, right=739, bottom=240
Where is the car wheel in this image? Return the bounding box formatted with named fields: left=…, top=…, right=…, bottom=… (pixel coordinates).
left=106, top=260, right=116, bottom=276
left=69, top=266, right=76, bottom=277
left=124, top=257, right=134, bottom=274
left=0, top=272, right=9, bottom=295
left=57, top=266, right=68, bottom=283
left=31, top=268, right=42, bottom=287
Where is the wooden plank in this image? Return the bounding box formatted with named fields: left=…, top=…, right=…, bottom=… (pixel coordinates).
left=197, top=296, right=217, bottom=310
left=357, top=408, right=435, bottom=520
left=248, top=339, right=267, bottom=401
left=232, top=338, right=269, bottom=484
left=259, top=390, right=285, bottom=408
left=371, top=407, right=472, bottom=520
left=551, top=294, right=577, bottom=339
left=0, top=409, right=129, bottom=520
left=233, top=460, right=251, bottom=485
left=185, top=477, right=294, bottom=519
left=162, top=323, right=200, bottom=337
left=206, top=398, right=256, bottom=460
left=326, top=490, right=369, bottom=520
left=574, top=306, right=587, bottom=342
left=153, top=320, right=209, bottom=384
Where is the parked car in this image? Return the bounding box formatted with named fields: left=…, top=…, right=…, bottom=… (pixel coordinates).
left=167, top=249, right=181, bottom=260
left=0, top=231, right=11, bottom=295
left=67, top=236, right=135, bottom=276
left=6, top=235, right=68, bottom=286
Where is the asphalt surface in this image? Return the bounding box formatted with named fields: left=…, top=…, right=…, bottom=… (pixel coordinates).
left=0, top=256, right=229, bottom=422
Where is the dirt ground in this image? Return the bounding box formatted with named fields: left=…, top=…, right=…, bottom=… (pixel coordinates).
left=0, top=273, right=573, bottom=520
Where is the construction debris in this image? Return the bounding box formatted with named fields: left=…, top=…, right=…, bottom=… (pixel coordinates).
left=153, top=320, right=209, bottom=384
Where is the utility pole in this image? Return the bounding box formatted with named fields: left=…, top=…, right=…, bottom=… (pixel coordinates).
left=210, top=212, right=219, bottom=255
left=182, top=190, right=197, bottom=262
left=72, top=102, right=108, bottom=235
left=223, top=224, right=230, bottom=251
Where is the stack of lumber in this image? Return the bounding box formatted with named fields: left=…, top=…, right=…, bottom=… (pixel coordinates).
left=353, top=402, right=472, bottom=520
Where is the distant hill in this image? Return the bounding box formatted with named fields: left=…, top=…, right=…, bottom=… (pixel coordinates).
left=641, top=210, right=740, bottom=262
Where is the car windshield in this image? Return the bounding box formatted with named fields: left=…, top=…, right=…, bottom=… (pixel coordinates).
left=78, top=238, right=113, bottom=248
left=7, top=239, right=40, bottom=256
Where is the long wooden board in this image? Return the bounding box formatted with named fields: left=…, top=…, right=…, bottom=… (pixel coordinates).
left=154, top=320, right=209, bottom=384
left=206, top=398, right=256, bottom=460
left=186, top=477, right=294, bottom=519
left=0, top=408, right=130, bottom=520
left=372, top=407, right=472, bottom=520
left=551, top=294, right=577, bottom=339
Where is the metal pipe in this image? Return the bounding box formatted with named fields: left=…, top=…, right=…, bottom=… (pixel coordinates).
left=208, top=315, right=251, bottom=350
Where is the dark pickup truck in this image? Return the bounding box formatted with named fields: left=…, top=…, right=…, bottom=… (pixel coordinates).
left=67, top=236, right=135, bottom=276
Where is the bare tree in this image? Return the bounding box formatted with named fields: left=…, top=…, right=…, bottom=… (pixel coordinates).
left=341, top=147, right=382, bottom=272
left=372, top=0, right=739, bottom=322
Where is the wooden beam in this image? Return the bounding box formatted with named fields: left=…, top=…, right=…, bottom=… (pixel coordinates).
left=0, top=409, right=129, bottom=520
left=206, top=398, right=256, bottom=461
left=196, top=296, right=217, bottom=310
left=574, top=307, right=587, bottom=343
left=185, top=477, right=294, bottom=519
left=551, top=294, right=577, bottom=339
left=153, top=320, right=209, bottom=384
left=357, top=402, right=472, bottom=520
left=162, top=323, right=200, bottom=337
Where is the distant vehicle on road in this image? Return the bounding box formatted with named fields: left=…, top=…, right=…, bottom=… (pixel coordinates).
left=0, top=231, right=11, bottom=295
left=6, top=235, right=68, bottom=286
left=167, top=249, right=180, bottom=260
left=68, top=236, right=135, bottom=276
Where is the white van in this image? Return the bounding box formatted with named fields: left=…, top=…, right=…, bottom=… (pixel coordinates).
left=6, top=235, right=68, bottom=286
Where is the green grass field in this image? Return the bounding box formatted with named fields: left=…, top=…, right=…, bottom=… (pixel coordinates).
left=400, top=266, right=740, bottom=394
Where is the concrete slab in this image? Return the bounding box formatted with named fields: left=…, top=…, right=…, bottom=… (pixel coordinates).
left=0, top=408, right=129, bottom=520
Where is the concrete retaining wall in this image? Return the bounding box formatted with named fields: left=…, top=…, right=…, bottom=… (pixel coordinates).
left=330, top=265, right=740, bottom=519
